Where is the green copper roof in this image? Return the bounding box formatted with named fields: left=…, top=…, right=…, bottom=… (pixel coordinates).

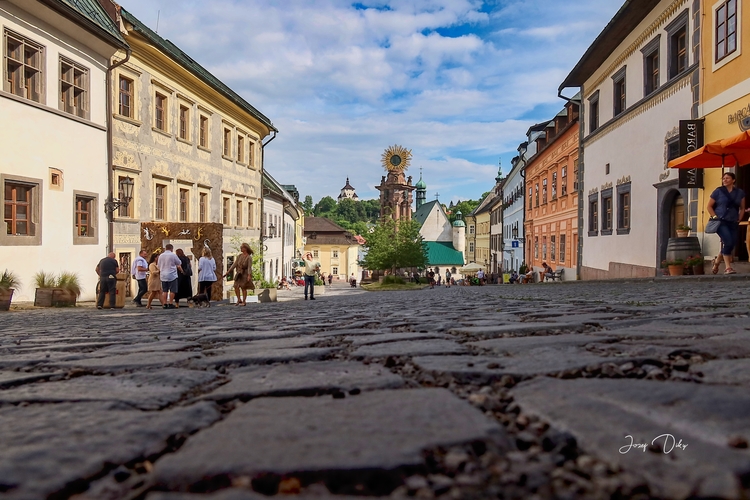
left=49, top=0, right=126, bottom=46
left=452, top=219, right=465, bottom=227
left=121, top=8, right=277, bottom=133
left=425, top=241, right=464, bottom=266
left=416, top=176, right=427, bottom=189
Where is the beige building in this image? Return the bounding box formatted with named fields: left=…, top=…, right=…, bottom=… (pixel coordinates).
left=469, top=193, right=495, bottom=270
left=303, top=217, right=360, bottom=281
left=0, top=0, right=127, bottom=301
left=109, top=6, right=277, bottom=297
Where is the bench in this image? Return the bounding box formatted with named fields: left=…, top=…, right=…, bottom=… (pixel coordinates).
left=546, top=269, right=564, bottom=282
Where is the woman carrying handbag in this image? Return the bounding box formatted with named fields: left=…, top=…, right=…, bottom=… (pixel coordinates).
left=707, top=172, right=746, bottom=275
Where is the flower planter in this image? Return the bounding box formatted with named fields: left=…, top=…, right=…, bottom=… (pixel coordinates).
left=692, top=264, right=705, bottom=275
left=0, top=289, right=13, bottom=311
left=35, top=288, right=77, bottom=307
left=676, top=230, right=690, bottom=238
left=667, top=265, right=684, bottom=276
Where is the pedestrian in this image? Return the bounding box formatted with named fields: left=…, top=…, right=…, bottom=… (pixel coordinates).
left=428, top=269, right=435, bottom=289
left=509, top=270, right=519, bottom=284
left=302, top=251, right=320, bottom=300
left=708, top=171, right=747, bottom=275
left=131, top=249, right=148, bottom=307
left=157, top=244, right=183, bottom=309
left=95, top=252, right=119, bottom=310
left=445, top=269, right=452, bottom=288
left=223, top=242, right=254, bottom=305
left=436, top=272, right=442, bottom=286
left=146, top=252, right=163, bottom=309
left=477, top=268, right=485, bottom=285
left=174, top=248, right=193, bottom=308
left=197, top=247, right=217, bottom=300
left=328, top=273, right=333, bottom=286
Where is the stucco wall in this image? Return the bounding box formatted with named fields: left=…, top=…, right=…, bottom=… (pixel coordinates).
left=419, top=205, right=452, bottom=242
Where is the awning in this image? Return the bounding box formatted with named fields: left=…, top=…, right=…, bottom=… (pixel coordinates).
left=669, top=131, right=750, bottom=169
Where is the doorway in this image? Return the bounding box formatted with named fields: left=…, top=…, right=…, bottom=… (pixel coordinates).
left=734, top=165, right=750, bottom=261
left=669, top=193, right=685, bottom=238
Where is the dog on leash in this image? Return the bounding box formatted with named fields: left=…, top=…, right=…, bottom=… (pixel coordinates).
left=186, top=293, right=211, bottom=308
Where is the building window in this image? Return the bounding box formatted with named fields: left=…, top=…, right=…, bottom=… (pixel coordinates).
left=179, top=188, right=189, bottom=222
left=551, top=235, right=556, bottom=262
left=332, top=266, right=338, bottom=275
left=117, top=175, right=133, bottom=218
left=179, top=105, right=189, bottom=141
left=617, top=183, right=632, bottom=235
left=551, top=172, right=557, bottom=200
left=59, top=57, right=88, bottom=118
left=223, top=128, right=231, bottom=157
left=236, top=200, right=242, bottom=226
left=612, top=67, right=626, bottom=116
left=642, top=36, right=660, bottom=95
left=542, top=178, right=548, bottom=204
left=542, top=236, right=547, bottom=260
left=588, top=194, right=598, bottom=237
left=332, top=249, right=339, bottom=258
left=3, top=30, right=43, bottom=103
left=528, top=187, right=533, bottom=209
left=573, top=160, right=579, bottom=192
left=155, top=184, right=166, bottom=220
left=313, top=249, right=319, bottom=258
left=75, top=196, right=92, bottom=237
left=237, top=135, right=244, bottom=163
left=247, top=202, right=254, bottom=228
left=118, top=76, right=133, bottom=118
left=534, top=237, right=539, bottom=259
left=560, top=234, right=566, bottom=263
left=469, top=225, right=475, bottom=235
left=535, top=184, right=540, bottom=207
left=155, top=93, right=167, bottom=131
left=469, top=242, right=474, bottom=253
left=199, top=192, right=207, bottom=223
left=4, top=182, right=31, bottom=235
left=199, top=116, right=209, bottom=148
left=588, top=91, right=599, bottom=133
left=561, top=166, right=568, bottom=196
left=667, top=138, right=680, bottom=161
left=248, top=142, right=254, bottom=166
left=601, top=189, right=613, bottom=235
left=715, top=0, right=737, bottom=63
left=223, top=197, right=230, bottom=225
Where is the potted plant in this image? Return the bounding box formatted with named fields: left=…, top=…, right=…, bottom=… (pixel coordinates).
left=0, top=270, right=21, bottom=311
left=686, top=255, right=705, bottom=275
left=676, top=224, right=691, bottom=238
left=34, top=271, right=82, bottom=307
left=662, top=258, right=685, bottom=276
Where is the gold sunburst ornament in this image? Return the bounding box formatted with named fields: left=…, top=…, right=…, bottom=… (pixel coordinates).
left=381, top=145, right=412, bottom=172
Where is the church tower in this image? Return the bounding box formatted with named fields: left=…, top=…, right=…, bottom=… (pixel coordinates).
left=376, top=145, right=416, bottom=221
left=337, top=177, right=358, bottom=201
left=415, top=168, right=427, bottom=209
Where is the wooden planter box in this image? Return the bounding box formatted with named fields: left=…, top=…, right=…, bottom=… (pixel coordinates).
left=35, top=288, right=77, bottom=307
left=0, top=289, right=13, bottom=311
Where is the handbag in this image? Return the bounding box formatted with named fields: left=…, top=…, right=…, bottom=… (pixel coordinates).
left=705, top=218, right=721, bottom=234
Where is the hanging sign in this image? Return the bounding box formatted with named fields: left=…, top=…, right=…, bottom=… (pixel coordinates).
left=678, top=120, right=704, bottom=189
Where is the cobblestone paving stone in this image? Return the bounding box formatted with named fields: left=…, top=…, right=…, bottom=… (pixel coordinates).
left=1, top=279, right=750, bottom=499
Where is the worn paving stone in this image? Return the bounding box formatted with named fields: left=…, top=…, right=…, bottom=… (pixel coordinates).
left=154, top=389, right=506, bottom=491
left=0, top=368, right=219, bottom=409
left=98, top=340, right=202, bottom=354
left=146, top=490, right=364, bottom=500
left=0, top=370, right=64, bottom=388
left=50, top=351, right=205, bottom=372
left=0, top=401, right=220, bottom=500
left=469, top=333, right=611, bottom=354
left=351, top=339, right=468, bottom=358
left=616, top=331, right=750, bottom=359
left=343, top=332, right=450, bottom=346
left=195, top=347, right=337, bottom=368
left=203, top=361, right=404, bottom=401
left=690, top=359, right=750, bottom=384
left=597, top=322, right=740, bottom=339
left=512, top=378, right=750, bottom=499
left=449, top=322, right=589, bottom=338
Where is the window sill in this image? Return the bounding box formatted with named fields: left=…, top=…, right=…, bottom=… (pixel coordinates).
left=113, top=217, right=138, bottom=223
left=177, top=137, right=193, bottom=146
left=152, top=127, right=172, bottom=138
left=115, top=114, right=142, bottom=127
left=237, top=161, right=247, bottom=167
left=73, top=236, right=98, bottom=245
left=222, top=155, right=234, bottom=162
left=617, top=228, right=631, bottom=235
left=588, top=231, right=598, bottom=237
left=198, top=145, right=211, bottom=153
left=601, top=229, right=613, bottom=236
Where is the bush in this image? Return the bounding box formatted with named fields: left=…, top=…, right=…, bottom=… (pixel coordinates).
left=33, top=271, right=83, bottom=296
left=382, top=275, right=406, bottom=285
left=0, top=270, right=21, bottom=291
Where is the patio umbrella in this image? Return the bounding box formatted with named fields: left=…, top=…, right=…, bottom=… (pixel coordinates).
left=459, top=262, right=485, bottom=273
left=668, top=131, right=750, bottom=169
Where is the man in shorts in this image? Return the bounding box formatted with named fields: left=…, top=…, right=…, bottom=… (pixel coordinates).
left=157, top=244, right=183, bottom=309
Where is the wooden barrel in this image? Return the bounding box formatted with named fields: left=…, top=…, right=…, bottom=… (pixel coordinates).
left=666, top=236, right=702, bottom=263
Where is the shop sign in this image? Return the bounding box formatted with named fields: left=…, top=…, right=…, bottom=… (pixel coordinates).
left=728, top=103, right=750, bottom=130
left=678, top=120, right=704, bottom=189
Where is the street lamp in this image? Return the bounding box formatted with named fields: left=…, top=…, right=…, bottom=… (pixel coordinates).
left=262, top=222, right=276, bottom=241
left=104, top=176, right=134, bottom=214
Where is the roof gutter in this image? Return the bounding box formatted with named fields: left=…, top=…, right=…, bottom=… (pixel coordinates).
left=106, top=47, right=131, bottom=252
left=259, top=130, right=277, bottom=266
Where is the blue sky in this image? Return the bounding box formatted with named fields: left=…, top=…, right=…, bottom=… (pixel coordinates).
left=118, top=0, right=623, bottom=205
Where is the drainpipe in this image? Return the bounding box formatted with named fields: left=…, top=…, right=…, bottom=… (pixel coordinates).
left=106, top=47, right=131, bottom=253
left=260, top=130, right=277, bottom=274
left=558, top=88, right=584, bottom=280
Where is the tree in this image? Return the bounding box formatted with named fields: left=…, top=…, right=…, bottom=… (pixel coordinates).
left=450, top=199, right=481, bottom=222
left=301, top=195, right=314, bottom=215
left=360, top=218, right=428, bottom=274
left=313, top=196, right=337, bottom=217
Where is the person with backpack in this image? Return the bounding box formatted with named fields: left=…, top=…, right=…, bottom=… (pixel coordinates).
left=708, top=172, right=746, bottom=275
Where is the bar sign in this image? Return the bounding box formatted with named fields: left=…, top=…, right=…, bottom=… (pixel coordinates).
left=678, top=120, right=704, bottom=188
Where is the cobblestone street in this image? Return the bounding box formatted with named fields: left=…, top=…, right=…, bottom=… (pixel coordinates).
left=2, top=279, right=750, bottom=500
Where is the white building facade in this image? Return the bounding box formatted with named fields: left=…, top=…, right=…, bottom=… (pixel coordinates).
left=0, top=0, right=126, bottom=301
left=502, top=152, right=527, bottom=273
left=560, top=0, right=699, bottom=279
left=262, top=172, right=301, bottom=283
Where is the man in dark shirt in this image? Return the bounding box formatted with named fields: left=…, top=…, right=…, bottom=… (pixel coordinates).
left=96, top=252, right=119, bottom=309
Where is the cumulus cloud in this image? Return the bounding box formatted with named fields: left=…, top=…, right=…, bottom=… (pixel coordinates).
left=119, top=0, right=621, bottom=201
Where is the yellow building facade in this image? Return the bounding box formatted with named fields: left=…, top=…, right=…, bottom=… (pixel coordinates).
left=303, top=217, right=360, bottom=281
left=696, top=0, right=749, bottom=258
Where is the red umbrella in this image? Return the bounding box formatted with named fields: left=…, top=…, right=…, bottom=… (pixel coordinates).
left=669, top=131, right=750, bottom=169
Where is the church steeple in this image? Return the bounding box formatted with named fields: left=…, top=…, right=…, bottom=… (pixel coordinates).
left=415, top=167, right=427, bottom=209
left=495, top=159, right=503, bottom=184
